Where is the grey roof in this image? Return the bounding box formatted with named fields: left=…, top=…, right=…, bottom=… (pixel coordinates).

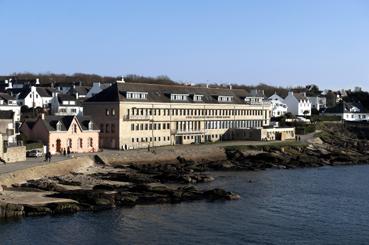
left=69, top=86, right=90, bottom=96
left=294, top=92, right=308, bottom=101
left=85, top=82, right=252, bottom=104
left=0, top=110, right=14, bottom=120
left=18, top=87, right=55, bottom=99
left=57, top=94, right=83, bottom=106
left=41, top=115, right=98, bottom=131
left=325, top=102, right=368, bottom=114
left=0, top=92, right=16, bottom=102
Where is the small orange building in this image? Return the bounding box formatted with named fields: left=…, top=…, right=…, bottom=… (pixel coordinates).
left=20, top=115, right=99, bottom=155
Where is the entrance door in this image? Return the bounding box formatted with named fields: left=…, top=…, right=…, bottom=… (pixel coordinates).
left=56, top=139, right=61, bottom=153
left=175, top=136, right=183, bottom=145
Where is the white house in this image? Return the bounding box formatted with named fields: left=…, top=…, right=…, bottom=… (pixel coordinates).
left=324, top=102, right=369, bottom=121
left=16, top=86, right=54, bottom=109
left=308, top=96, right=327, bottom=111
left=268, top=93, right=288, bottom=117
left=284, top=91, right=311, bottom=116
left=51, top=93, right=83, bottom=116
left=86, top=82, right=112, bottom=98
left=0, top=93, right=21, bottom=122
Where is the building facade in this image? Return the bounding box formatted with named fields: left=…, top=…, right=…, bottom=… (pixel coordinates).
left=284, top=91, right=312, bottom=116
left=20, top=115, right=99, bottom=154
left=84, top=81, right=272, bottom=150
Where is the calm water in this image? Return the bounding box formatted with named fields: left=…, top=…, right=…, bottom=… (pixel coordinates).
left=2, top=165, right=369, bottom=245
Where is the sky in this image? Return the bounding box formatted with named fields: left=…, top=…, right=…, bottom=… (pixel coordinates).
left=1, top=0, right=369, bottom=90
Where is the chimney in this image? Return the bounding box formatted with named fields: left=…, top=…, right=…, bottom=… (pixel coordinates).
left=229, top=83, right=232, bottom=90
left=36, top=78, right=40, bottom=85
left=116, top=76, right=125, bottom=83
left=206, top=84, right=209, bottom=88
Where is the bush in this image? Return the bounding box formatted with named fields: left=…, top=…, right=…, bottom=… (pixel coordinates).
left=26, top=142, right=44, bottom=150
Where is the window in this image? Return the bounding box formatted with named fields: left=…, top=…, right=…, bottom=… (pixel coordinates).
left=218, top=96, right=233, bottom=102
left=100, top=124, right=104, bottom=133
left=67, top=138, right=72, bottom=148
left=78, top=138, right=83, bottom=148
left=111, top=124, right=115, bottom=133
left=105, top=124, right=110, bottom=133
left=126, top=92, right=148, bottom=100
left=171, top=94, right=189, bottom=101
left=73, top=124, right=77, bottom=133
left=112, top=109, right=116, bottom=116
left=88, top=138, right=93, bottom=147
left=131, top=124, right=134, bottom=131
left=106, top=109, right=110, bottom=116
left=193, top=94, right=203, bottom=102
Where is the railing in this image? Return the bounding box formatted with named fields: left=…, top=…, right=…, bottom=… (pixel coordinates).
left=174, top=129, right=205, bottom=135
left=124, top=115, right=152, bottom=120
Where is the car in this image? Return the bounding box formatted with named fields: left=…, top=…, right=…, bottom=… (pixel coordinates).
left=26, top=149, right=43, bottom=158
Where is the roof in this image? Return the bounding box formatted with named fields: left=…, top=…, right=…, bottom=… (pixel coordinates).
left=0, top=110, right=14, bottom=120
left=17, top=87, right=55, bottom=99
left=41, top=115, right=97, bottom=131
left=294, top=92, right=308, bottom=101
left=69, top=86, right=90, bottom=96
left=57, top=94, right=83, bottom=106
left=85, top=82, right=252, bottom=104
left=325, top=102, right=369, bottom=114
left=23, top=120, right=37, bottom=130
left=0, top=92, right=16, bottom=102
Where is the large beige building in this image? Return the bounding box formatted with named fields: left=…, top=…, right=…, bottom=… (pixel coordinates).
left=84, top=81, right=272, bottom=150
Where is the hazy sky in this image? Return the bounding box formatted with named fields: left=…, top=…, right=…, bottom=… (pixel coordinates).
left=1, top=0, right=369, bottom=90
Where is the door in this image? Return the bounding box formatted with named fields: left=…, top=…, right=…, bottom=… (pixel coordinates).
left=56, top=139, right=61, bottom=153
left=175, top=136, right=183, bottom=145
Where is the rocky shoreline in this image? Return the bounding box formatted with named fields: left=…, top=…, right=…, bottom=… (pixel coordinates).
left=1, top=123, right=369, bottom=219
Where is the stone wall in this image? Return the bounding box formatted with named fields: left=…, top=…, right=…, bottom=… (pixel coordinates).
left=0, top=156, right=94, bottom=188
left=4, top=146, right=26, bottom=163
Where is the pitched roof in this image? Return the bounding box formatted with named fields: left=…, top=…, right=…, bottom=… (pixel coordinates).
left=41, top=115, right=97, bottom=131
left=85, top=82, right=251, bottom=104
left=0, top=92, right=16, bottom=102
left=69, top=86, right=90, bottom=96
left=17, top=87, right=55, bottom=99
left=325, top=102, right=368, bottom=114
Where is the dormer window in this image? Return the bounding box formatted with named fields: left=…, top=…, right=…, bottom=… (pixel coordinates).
left=56, top=121, right=62, bottom=131
left=218, top=96, right=233, bottom=102
left=171, top=94, right=189, bottom=101
left=126, top=92, right=148, bottom=100
left=193, top=94, right=203, bottom=102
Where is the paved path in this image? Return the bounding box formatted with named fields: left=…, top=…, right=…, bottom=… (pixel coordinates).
left=0, top=133, right=315, bottom=176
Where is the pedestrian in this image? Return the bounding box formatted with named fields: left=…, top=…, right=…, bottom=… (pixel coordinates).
left=48, top=152, right=52, bottom=162
left=67, top=147, right=70, bottom=156
left=298, top=136, right=301, bottom=141
left=63, top=148, right=66, bottom=156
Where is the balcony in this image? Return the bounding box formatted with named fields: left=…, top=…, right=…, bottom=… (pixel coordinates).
left=171, top=129, right=205, bottom=135
left=124, top=115, right=152, bottom=121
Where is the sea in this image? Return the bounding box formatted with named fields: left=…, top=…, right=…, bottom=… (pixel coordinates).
left=1, top=165, right=369, bottom=245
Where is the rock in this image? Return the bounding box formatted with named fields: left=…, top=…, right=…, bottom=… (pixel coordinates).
left=0, top=202, right=25, bottom=218
left=204, top=188, right=240, bottom=201
left=24, top=205, right=52, bottom=216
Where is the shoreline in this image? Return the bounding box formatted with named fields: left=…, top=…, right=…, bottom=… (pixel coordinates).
left=1, top=125, right=369, bottom=219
